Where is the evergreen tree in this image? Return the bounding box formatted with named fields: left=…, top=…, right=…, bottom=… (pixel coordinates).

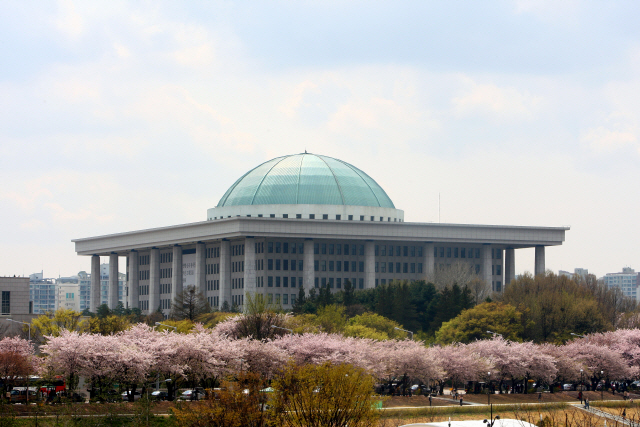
left=96, top=304, right=111, bottom=319
left=292, top=287, right=307, bottom=314
left=170, top=285, right=211, bottom=320
left=343, top=280, right=355, bottom=306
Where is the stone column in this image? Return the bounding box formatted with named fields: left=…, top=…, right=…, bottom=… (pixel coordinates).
left=149, top=248, right=160, bottom=313
left=195, top=242, right=206, bottom=295
left=364, top=241, right=375, bottom=289
left=90, top=255, right=100, bottom=312
left=303, top=239, right=315, bottom=291
left=128, top=251, right=139, bottom=310
left=172, top=245, right=183, bottom=303
left=243, top=237, right=256, bottom=306
left=505, top=248, right=515, bottom=286
left=219, top=239, right=231, bottom=308
left=424, top=242, right=435, bottom=280
left=482, top=245, right=492, bottom=292
left=109, top=253, right=119, bottom=309
left=535, top=246, right=545, bottom=276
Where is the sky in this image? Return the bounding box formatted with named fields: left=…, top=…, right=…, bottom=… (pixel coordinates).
left=1, top=0, right=639, bottom=279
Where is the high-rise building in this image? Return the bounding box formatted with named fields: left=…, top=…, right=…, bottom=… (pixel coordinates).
left=29, top=272, right=56, bottom=314
left=602, top=267, right=639, bottom=300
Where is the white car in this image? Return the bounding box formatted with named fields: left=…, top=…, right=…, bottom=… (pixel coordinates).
left=121, top=391, right=142, bottom=401
left=179, top=389, right=206, bottom=400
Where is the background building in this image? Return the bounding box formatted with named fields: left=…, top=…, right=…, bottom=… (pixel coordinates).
left=602, top=267, right=639, bottom=300
left=0, top=276, right=33, bottom=337
left=73, top=153, right=568, bottom=316
left=55, top=276, right=80, bottom=312
left=29, top=272, right=56, bottom=314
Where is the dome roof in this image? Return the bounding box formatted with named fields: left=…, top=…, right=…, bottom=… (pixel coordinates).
left=217, top=153, right=395, bottom=208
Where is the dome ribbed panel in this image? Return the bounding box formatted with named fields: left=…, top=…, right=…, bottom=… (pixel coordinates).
left=216, top=153, right=396, bottom=208
left=298, top=155, right=343, bottom=205
left=343, top=165, right=395, bottom=208
left=320, top=156, right=380, bottom=207
left=252, top=155, right=302, bottom=205
left=217, top=157, right=283, bottom=207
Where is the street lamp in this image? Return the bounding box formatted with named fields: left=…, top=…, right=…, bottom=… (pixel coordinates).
left=6, top=319, right=31, bottom=341
left=571, top=332, right=585, bottom=338
left=580, top=369, right=584, bottom=403
left=486, top=330, right=502, bottom=338
left=155, top=322, right=177, bottom=331
left=487, top=372, right=491, bottom=405
left=601, top=370, right=604, bottom=401
left=270, top=325, right=293, bottom=333
left=394, top=327, right=414, bottom=340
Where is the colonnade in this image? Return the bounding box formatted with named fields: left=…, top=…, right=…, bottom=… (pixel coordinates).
left=88, top=240, right=547, bottom=314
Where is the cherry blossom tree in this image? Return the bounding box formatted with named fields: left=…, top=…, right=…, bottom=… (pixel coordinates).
left=433, top=343, right=492, bottom=393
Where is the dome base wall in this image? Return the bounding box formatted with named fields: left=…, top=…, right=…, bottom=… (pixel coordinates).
left=208, top=204, right=404, bottom=222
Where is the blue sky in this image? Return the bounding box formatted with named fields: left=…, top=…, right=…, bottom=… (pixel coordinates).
left=1, top=0, right=639, bottom=278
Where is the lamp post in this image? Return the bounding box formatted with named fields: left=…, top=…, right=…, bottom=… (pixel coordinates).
left=394, top=327, right=414, bottom=340
left=487, top=372, right=491, bottom=405
left=601, top=370, right=604, bottom=401
left=270, top=325, right=293, bottom=333
left=580, top=369, right=584, bottom=403
left=6, top=319, right=31, bottom=341
left=155, top=322, right=177, bottom=331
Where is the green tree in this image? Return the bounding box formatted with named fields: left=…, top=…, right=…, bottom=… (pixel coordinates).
left=270, top=362, right=381, bottom=427
left=426, top=284, right=474, bottom=334
left=170, top=285, right=211, bottom=321
left=435, top=302, right=524, bottom=344
left=313, top=304, right=347, bottom=334
left=30, top=309, right=87, bottom=343
left=343, top=312, right=403, bottom=340
left=88, top=315, right=132, bottom=335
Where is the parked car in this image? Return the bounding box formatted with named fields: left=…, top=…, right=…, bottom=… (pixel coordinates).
left=121, top=391, right=142, bottom=401
left=150, top=390, right=169, bottom=401
left=10, top=387, right=38, bottom=404
left=179, top=389, right=206, bottom=401
left=563, top=384, right=574, bottom=391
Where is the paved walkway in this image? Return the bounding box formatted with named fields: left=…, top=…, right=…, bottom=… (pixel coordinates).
left=573, top=403, right=638, bottom=427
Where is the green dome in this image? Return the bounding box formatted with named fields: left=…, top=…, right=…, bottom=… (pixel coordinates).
left=217, top=153, right=395, bottom=208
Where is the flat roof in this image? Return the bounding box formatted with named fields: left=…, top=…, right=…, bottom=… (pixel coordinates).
left=73, top=217, right=568, bottom=256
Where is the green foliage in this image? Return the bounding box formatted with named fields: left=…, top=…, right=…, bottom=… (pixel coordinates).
left=313, top=305, right=347, bottom=333
left=270, top=362, right=381, bottom=427
left=89, top=315, right=132, bottom=335
left=500, top=272, right=612, bottom=342
left=435, top=302, right=524, bottom=344
left=30, top=309, right=88, bottom=343
left=344, top=312, right=403, bottom=340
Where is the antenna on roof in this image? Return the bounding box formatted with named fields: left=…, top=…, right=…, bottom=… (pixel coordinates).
left=305, top=149, right=307, bottom=153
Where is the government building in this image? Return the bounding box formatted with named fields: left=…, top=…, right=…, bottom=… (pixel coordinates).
left=73, top=153, right=568, bottom=315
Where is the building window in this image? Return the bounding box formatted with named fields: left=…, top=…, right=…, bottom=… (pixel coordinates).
left=296, top=214, right=302, bottom=219
left=329, top=244, right=334, bottom=255
left=283, top=214, right=288, bottom=218
left=309, top=214, right=315, bottom=219
left=270, top=214, right=275, bottom=218
left=337, top=278, right=342, bottom=288
left=411, top=263, right=416, bottom=273
left=268, top=242, right=274, bottom=253
left=283, top=294, right=288, bottom=305
left=315, top=277, right=319, bottom=288
left=314, top=260, right=319, bottom=272
left=268, top=277, right=273, bottom=287
left=348, top=215, right=353, bottom=220
left=314, top=243, right=319, bottom=254
left=283, top=242, right=289, bottom=253
left=323, top=214, right=328, bottom=220
left=276, top=277, right=281, bottom=287
left=336, top=215, right=341, bottom=220
left=321, top=244, right=327, bottom=254
left=1, top=291, right=9, bottom=314
left=359, top=262, right=364, bottom=272
left=359, top=279, right=364, bottom=289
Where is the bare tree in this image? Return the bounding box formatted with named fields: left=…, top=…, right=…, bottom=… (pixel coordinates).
left=170, top=285, right=211, bottom=321
left=428, top=261, right=480, bottom=291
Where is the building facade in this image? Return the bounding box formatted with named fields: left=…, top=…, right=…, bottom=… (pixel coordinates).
left=73, top=153, right=568, bottom=316
left=602, top=267, right=639, bottom=300
left=29, top=272, right=56, bottom=314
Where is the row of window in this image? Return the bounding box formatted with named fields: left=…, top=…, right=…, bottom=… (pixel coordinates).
left=139, top=285, right=150, bottom=296
left=434, top=247, right=481, bottom=259
left=160, top=283, right=172, bottom=294
left=232, top=244, right=245, bottom=256
left=376, top=262, right=423, bottom=274
left=265, top=293, right=296, bottom=305
left=160, top=268, right=172, bottom=279
left=232, top=261, right=244, bottom=273
left=139, top=270, right=150, bottom=281
left=268, top=259, right=304, bottom=271
left=315, top=277, right=364, bottom=289
left=267, top=276, right=301, bottom=288
left=315, top=260, right=363, bottom=273
left=375, top=245, right=424, bottom=257
left=206, top=247, right=220, bottom=259
left=233, top=278, right=244, bottom=289
left=268, top=242, right=304, bottom=254
left=160, top=298, right=171, bottom=310
left=1, top=291, right=9, bottom=315
left=160, top=253, right=173, bottom=264
left=255, top=242, right=265, bottom=254
left=208, top=296, right=219, bottom=307
left=232, top=295, right=244, bottom=306
left=139, top=255, right=150, bottom=266
left=314, top=243, right=364, bottom=256
left=207, top=280, right=220, bottom=291
left=206, top=263, right=219, bottom=275
left=139, top=300, right=150, bottom=310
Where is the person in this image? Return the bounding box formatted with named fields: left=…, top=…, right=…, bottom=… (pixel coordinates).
left=623, top=409, right=626, bottom=419
left=429, top=394, right=432, bottom=406
left=585, top=397, right=590, bottom=409
left=538, top=392, right=542, bottom=402
left=578, top=391, right=583, bottom=404
left=459, top=395, right=464, bottom=406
